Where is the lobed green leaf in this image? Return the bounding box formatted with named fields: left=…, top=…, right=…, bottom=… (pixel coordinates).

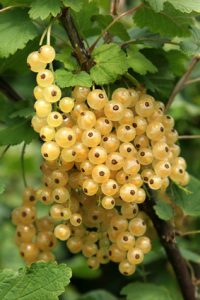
left=55, top=69, right=92, bottom=88
left=29, top=0, right=62, bottom=20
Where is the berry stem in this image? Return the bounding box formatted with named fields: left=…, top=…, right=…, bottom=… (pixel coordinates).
left=140, top=190, right=197, bottom=300
left=0, top=145, right=10, bottom=160
left=178, top=230, right=200, bottom=237
left=89, top=3, right=144, bottom=52
left=0, top=76, right=23, bottom=101
left=178, top=135, right=200, bottom=140
left=21, top=142, right=28, bottom=188
left=61, top=8, right=94, bottom=72
left=185, top=77, right=200, bottom=86
left=110, top=0, right=120, bottom=16
left=165, top=55, right=200, bottom=112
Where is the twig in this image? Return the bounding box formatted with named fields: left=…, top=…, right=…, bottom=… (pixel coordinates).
left=89, top=3, right=144, bottom=52
left=185, top=77, right=200, bottom=86
left=0, top=4, right=29, bottom=13
left=165, top=56, right=200, bottom=112
left=61, top=8, right=94, bottom=72
left=178, top=230, right=200, bottom=237
left=0, top=76, right=23, bottom=101
left=0, top=145, right=10, bottom=160
left=121, top=38, right=179, bottom=48
left=178, top=135, right=200, bottom=140
left=140, top=191, right=197, bottom=300
left=123, top=73, right=140, bottom=87
left=21, top=142, right=27, bottom=188
left=110, top=0, right=120, bottom=16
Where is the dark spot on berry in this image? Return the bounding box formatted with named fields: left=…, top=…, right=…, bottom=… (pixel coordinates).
left=113, top=226, right=118, bottom=230
left=29, top=195, right=35, bottom=202
left=142, top=221, right=145, bottom=226
left=95, top=152, right=100, bottom=157
left=132, top=123, right=137, bottom=128
left=55, top=195, right=60, bottom=200
left=49, top=241, right=54, bottom=247
left=88, top=132, right=93, bottom=137
left=105, top=119, right=109, bottom=124
left=127, top=147, right=132, bottom=152
left=135, top=254, right=140, bottom=259
left=140, top=151, right=145, bottom=156
left=166, top=115, right=171, bottom=119
left=113, top=105, right=119, bottom=111
left=145, top=102, right=149, bottom=107
left=136, top=160, right=139, bottom=164
left=22, top=212, right=27, bottom=217
left=103, top=255, right=107, bottom=259
left=136, top=144, right=140, bottom=149
left=72, top=151, right=76, bottom=156
left=99, top=93, right=104, bottom=99
left=123, top=236, right=128, bottom=241
left=77, top=218, right=81, bottom=223
left=93, top=215, right=98, bottom=220
left=40, top=135, right=46, bottom=140
left=144, top=176, right=148, bottom=182
left=44, top=153, right=48, bottom=157
left=42, top=196, right=47, bottom=201
left=124, top=272, right=128, bottom=275
left=133, top=208, right=137, bottom=214
left=165, top=164, right=169, bottom=169
left=130, top=190, right=135, bottom=195
left=83, top=188, right=88, bottom=193
left=125, top=176, right=129, bottom=180
left=113, top=184, right=117, bottom=189
left=80, top=112, right=85, bottom=116
left=17, top=232, right=21, bottom=237
left=165, top=147, right=169, bottom=152
left=60, top=212, right=64, bottom=217
left=20, top=252, right=25, bottom=257
left=68, top=135, right=73, bottom=141
left=112, top=159, right=117, bottom=165
left=103, top=137, right=108, bottom=141
left=51, top=90, right=57, bottom=97
left=109, top=250, right=112, bottom=256
left=111, top=200, right=115, bottom=205
left=150, top=179, right=154, bottom=184
left=99, top=171, right=105, bottom=176
left=54, top=179, right=59, bottom=184
left=54, top=114, right=58, bottom=119
left=160, top=127, right=164, bottom=132
left=125, top=125, right=131, bottom=130
left=179, top=169, right=183, bottom=174
left=81, top=168, right=85, bottom=172
left=40, top=74, right=46, bottom=79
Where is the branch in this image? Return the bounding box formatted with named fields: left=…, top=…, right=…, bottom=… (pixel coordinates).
left=140, top=192, right=197, bottom=300
left=178, top=135, right=200, bottom=140
left=61, top=8, right=94, bottom=72
left=185, top=77, right=200, bottom=86
left=165, top=55, right=200, bottom=112
left=89, top=3, right=144, bottom=52
left=110, top=0, right=120, bottom=16
left=0, top=76, right=23, bottom=101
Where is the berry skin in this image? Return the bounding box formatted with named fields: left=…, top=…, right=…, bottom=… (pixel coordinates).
left=54, top=224, right=71, bottom=241
left=132, top=116, right=147, bottom=136
left=70, top=213, right=82, bottom=226
left=148, top=175, right=162, bottom=190
left=128, top=217, right=146, bottom=236
left=43, top=85, right=62, bottom=103
left=154, top=160, right=171, bottom=177
left=135, top=236, right=151, bottom=254
left=55, top=127, right=76, bottom=148
left=34, top=86, right=44, bottom=100
left=101, top=179, right=119, bottom=196
left=87, top=89, right=108, bottom=110
left=61, top=147, right=76, bottom=163
left=127, top=247, right=144, bottom=265
left=31, top=115, right=47, bottom=133
left=47, top=112, right=63, bottom=127
left=27, top=51, right=46, bottom=72
left=41, top=141, right=60, bottom=161
left=121, top=203, right=138, bottom=219
left=119, top=260, right=136, bottom=276
left=116, top=124, right=136, bottom=143
left=137, top=148, right=153, bottom=166
left=88, top=146, right=107, bottom=165
left=40, top=126, right=55, bottom=142
left=119, top=143, right=137, bottom=158
left=82, top=129, right=101, bottom=148
left=123, top=158, right=140, bottom=176
left=101, top=133, right=120, bottom=153
left=77, top=111, right=96, bottom=130
left=36, top=69, right=54, bottom=87
left=152, top=142, right=170, bottom=160
left=102, top=196, right=115, bottom=209
left=104, top=100, right=125, bottom=121
left=128, top=88, right=139, bottom=106
left=120, top=184, right=138, bottom=203
left=34, top=100, right=52, bottom=118
left=82, top=179, right=98, bottom=196
left=67, top=236, right=82, bottom=253
left=109, top=243, right=126, bottom=263
left=87, top=257, right=100, bottom=270
left=92, top=164, right=110, bottom=183
left=16, top=224, right=36, bottom=242
left=37, top=231, right=57, bottom=251
left=135, top=95, right=155, bottom=117
left=59, top=97, right=74, bottom=113
left=72, top=86, right=90, bottom=102
left=95, top=117, right=113, bottom=135
left=106, top=152, right=124, bottom=171
left=19, top=243, right=39, bottom=263
left=116, top=231, right=135, bottom=251
left=146, top=121, right=165, bottom=141
left=112, top=87, right=132, bottom=108
left=52, top=187, right=70, bottom=203
left=38, top=45, right=56, bottom=63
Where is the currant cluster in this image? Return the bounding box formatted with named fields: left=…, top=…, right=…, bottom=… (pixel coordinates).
left=12, top=44, right=189, bottom=276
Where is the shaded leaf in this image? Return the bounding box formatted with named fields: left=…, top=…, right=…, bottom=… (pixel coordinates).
left=168, top=0, right=200, bottom=13
left=0, top=9, right=37, bottom=58
left=154, top=199, right=173, bottom=220
left=55, top=47, right=77, bottom=71
left=78, top=290, right=117, bottom=300
left=29, top=0, right=62, bottom=20
left=145, top=0, right=166, bottom=12
left=62, top=0, right=84, bottom=12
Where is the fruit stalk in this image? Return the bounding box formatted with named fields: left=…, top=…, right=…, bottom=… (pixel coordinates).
left=140, top=191, right=197, bottom=300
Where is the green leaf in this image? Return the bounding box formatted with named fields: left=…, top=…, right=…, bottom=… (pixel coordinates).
left=62, top=0, right=84, bottom=12
left=10, top=107, right=34, bottom=119
left=55, top=69, right=92, bottom=88
left=0, top=119, right=37, bottom=146
left=29, top=0, right=62, bottom=20
left=134, top=4, right=192, bottom=37
left=154, top=199, right=173, bottom=221
left=78, top=290, right=117, bottom=300
left=180, top=247, right=200, bottom=263
left=145, top=0, right=166, bottom=12
left=0, top=182, right=6, bottom=195
left=0, top=262, right=72, bottom=300
left=181, top=26, right=200, bottom=56
left=94, top=15, right=130, bottom=40
left=167, top=176, right=200, bottom=216
left=90, top=44, right=128, bottom=85
left=167, top=0, right=200, bottom=13
left=55, top=47, right=78, bottom=71
left=121, top=282, right=173, bottom=300
left=127, top=46, right=157, bottom=75
left=0, top=9, right=37, bottom=58
left=67, top=255, right=101, bottom=279
left=0, top=0, right=30, bottom=5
